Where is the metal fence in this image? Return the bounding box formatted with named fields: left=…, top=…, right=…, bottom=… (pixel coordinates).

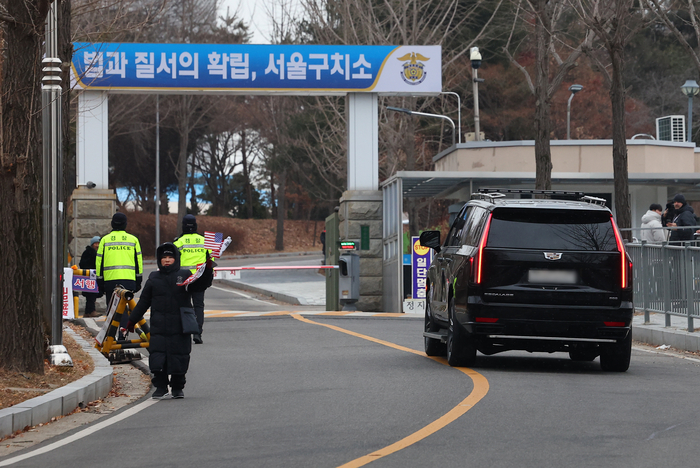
left=626, top=238, right=700, bottom=332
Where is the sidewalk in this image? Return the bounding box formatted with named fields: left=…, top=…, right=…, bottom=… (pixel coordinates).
left=632, top=311, right=700, bottom=352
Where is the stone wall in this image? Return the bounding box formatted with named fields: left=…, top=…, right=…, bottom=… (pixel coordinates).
left=70, top=187, right=116, bottom=265
left=338, top=190, right=383, bottom=312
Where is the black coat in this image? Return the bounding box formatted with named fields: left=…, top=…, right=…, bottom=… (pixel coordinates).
left=670, top=204, right=696, bottom=241
left=129, top=243, right=212, bottom=375
left=79, top=245, right=97, bottom=270
left=79, top=246, right=99, bottom=298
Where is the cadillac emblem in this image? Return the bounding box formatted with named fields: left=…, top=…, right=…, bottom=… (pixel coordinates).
left=544, top=252, right=563, bottom=260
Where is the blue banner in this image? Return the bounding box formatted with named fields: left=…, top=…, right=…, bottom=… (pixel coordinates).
left=71, top=43, right=442, bottom=94
left=411, top=236, right=432, bottom=300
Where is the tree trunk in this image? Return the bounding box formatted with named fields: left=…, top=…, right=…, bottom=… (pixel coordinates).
left=176, top=96, right=191, bottom=232
left=534, top=0, right=553, bottom=190
left=241, top=129, right=254, bottom=219
left=0, top=0, right=50, bottom=372
left=276, top=169, right=286, bottom=251
left=270, top=171, right=276, bottom=219
left=188, top=164, right=199, bottom=216
left=609, top=41, right=632, bottom=239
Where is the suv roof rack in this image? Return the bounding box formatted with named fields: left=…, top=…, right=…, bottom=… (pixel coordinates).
left=472, top=188, right=607, bottom=206
left=579, top=195, right=607, bottom=206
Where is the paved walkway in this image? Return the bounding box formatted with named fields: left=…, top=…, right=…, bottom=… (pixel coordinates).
left=632, top=311, right=700, bottom=352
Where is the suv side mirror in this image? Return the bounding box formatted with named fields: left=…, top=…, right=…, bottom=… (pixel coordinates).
left=420, top=230, right=441, bottom=253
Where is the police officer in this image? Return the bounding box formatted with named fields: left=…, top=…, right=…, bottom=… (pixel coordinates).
left=174, top=214, right=209, bottom=344
left=96, top=212, right=143, bottom=334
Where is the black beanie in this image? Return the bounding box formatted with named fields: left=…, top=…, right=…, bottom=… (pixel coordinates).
left=182, top=214, right=197, bottom=234
left=673, top=193, right=687, bottom=204
left=161, top=248, right=175, bottom=257
left=111, top=212, right=127, bottom=230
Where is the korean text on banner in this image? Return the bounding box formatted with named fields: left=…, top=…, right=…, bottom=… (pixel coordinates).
left=63, top=268, right=75, bottom=320
left=411, top=236, right=432, bottom=301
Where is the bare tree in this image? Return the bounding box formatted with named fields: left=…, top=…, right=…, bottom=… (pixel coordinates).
left=571, top=0, right=646, bottom=237
left=504, top=0, right=594, bottom=189
left=0, top=0, right=52, bottom=372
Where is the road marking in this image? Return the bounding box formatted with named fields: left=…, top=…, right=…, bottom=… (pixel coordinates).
left=203, top=310, right=423, bottom=319
left=0, top=398, right=159, bottom=467
left=290, top=314, right=489, bottom=468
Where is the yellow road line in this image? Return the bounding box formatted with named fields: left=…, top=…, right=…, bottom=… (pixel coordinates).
left=211, top=312, right=250, bottom=318
left=290, top=314, right=489, bottom=468
left=318, top=311, right=355, bottom=316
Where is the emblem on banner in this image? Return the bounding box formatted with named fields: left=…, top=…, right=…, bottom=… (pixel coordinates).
left=397, top=52, right=429, bottom=85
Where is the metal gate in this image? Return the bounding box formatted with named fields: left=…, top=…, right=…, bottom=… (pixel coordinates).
left=382, top=178, right=403, bottom=313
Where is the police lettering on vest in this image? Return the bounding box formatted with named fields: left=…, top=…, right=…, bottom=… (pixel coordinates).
left=96, top=232, right=143, bottom=281
left=174, top=234, right=210, bottom=273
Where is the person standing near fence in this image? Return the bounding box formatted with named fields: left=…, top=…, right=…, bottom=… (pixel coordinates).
left=640, top=204, right=666, bottom=243
left=667, top=194, right=696, bottom=243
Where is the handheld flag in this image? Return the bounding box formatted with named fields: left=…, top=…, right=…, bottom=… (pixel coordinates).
left=204, top=231, right=223, bottom=257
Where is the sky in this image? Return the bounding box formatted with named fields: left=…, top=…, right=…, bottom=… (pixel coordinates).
left=219, top=0, right=274, bottom=44
left=219, top=0, right=303, bottom=44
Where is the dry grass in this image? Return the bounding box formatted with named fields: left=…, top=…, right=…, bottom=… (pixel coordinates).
left=124, top=213, right=325, bottom=258
left=0, top=324, right=94, bottom=410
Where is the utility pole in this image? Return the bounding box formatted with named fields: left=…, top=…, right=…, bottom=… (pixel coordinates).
left=42, top=2, right=64, bottom=346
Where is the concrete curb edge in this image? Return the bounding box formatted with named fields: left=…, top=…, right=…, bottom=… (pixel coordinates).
left=219, top=279, right=303, bottom=305
left=0, top=325, right=113, bottom=439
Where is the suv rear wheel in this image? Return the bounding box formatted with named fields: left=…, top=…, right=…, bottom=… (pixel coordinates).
left=599, top=332, right=632, bottom=372
left=446, top=297, right=476, bottom=367
left=424, top=298, right=446, bottom=356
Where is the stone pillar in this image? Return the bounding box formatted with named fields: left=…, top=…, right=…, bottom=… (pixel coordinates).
left=70, top=187, right=116, bottom=265
left=339, top=190, right=383, bottom=312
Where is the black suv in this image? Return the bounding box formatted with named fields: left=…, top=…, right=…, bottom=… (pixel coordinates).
left=419, top=189, right=633, bottom=372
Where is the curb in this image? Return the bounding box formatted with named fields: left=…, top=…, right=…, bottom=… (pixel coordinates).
left=0, top=326, right=113, bottom=439
left=219, top=279, right=304, bottom=305
left=633, top=323, right=700, bottom=352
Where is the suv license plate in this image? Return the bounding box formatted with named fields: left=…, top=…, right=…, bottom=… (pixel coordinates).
left=528, top=269, right=577, bottom=284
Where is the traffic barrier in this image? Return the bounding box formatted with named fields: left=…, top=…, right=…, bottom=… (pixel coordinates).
left=94, top=286, right=149, bottom=363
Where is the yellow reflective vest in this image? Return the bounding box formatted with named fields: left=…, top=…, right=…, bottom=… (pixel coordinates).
left=96, top=231, right=143, bottom=281
left=174, top=233, right=209, bottom=273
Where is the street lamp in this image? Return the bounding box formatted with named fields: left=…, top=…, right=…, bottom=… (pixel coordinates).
left=470, top=47, right=484, bottom=141
left=681, top=80, right=700, bottom=143
left=440, top=91, right=461, bottom=144
left=567, top=84, right=583, bottom=140
left=387, top=106, right=456, bottom=147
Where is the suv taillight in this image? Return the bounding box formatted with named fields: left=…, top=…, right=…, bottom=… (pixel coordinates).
left=611, top=216, right=630, bottom=289
left=474, top=213, right=493, bottom=284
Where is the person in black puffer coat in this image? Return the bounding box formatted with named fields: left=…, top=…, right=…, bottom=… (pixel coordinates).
left=127, top=243, right=213, bottom=399
left=668, top=194, right=697, bottom=243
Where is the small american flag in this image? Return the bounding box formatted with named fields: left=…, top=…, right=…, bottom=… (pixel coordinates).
left=204, top=231, right=223, bottom=257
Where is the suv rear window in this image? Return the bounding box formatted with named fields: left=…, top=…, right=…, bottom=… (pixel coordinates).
left=486, top=208, right=617, bottom=251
